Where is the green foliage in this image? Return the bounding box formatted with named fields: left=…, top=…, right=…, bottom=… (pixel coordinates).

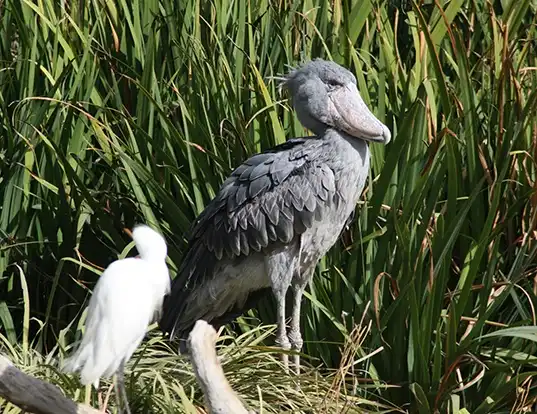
left=1, top=0, right=537, bottom=412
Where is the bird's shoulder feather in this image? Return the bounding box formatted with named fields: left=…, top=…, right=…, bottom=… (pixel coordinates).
left=178, top=138, right=339, bottom=286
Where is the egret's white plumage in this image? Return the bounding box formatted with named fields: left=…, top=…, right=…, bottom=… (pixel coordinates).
left=63, top=225, right=170, bottom=391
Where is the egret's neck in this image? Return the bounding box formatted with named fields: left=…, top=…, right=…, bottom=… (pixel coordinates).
left=141, top=259, right=169, bottom=290
left=140, top=254, right=167, bottom=263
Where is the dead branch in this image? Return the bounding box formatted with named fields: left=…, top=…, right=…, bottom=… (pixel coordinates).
left=0, top=355, right=101, bottom=414
left=188, top=320, right=256, bottom=414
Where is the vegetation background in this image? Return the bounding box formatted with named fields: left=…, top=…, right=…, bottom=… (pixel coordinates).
left=1, top=0, right=537, bottom=412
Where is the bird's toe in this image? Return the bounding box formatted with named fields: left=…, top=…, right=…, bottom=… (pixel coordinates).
left=288, top=329, right=303, bottom=351
left=275, top=334, right=291, bottom=351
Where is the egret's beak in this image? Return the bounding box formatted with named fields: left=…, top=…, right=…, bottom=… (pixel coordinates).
left=330, top=83, right=391, bottom=144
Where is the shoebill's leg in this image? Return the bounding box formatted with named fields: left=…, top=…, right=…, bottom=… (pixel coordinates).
left=288, top=266, right=315, bottom=375
left=266, top=246, right=299, bottom=372
left=273, top=285, right=291, bottom=370
left=116, top=360, right=131, bottom=414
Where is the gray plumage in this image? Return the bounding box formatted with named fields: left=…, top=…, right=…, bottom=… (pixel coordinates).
left=160, top=59, right=391, bottom=370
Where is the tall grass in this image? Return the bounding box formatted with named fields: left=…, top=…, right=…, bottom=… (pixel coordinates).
left=1, top=0, right=537, bottom=412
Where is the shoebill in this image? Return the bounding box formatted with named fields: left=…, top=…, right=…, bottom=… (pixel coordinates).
left=160, top=59, right=391, bottom=373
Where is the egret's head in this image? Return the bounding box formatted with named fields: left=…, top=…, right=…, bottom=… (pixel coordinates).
left=280, top=59, right=391, bottom=143
left=132, top=224, right=167, bottom=262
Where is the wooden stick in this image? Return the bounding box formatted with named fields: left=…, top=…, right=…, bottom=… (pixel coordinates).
left=188, top=320, right=256, bottom=414
left=0, top=355, right=101, bottom=414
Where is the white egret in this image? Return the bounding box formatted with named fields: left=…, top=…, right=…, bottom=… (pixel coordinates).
left=63, top=224, right=170, bottom=414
